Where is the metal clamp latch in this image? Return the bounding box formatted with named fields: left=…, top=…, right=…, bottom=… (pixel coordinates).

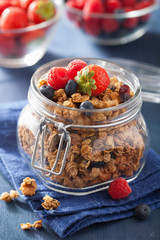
left=31, top=117, right=71, bottom=177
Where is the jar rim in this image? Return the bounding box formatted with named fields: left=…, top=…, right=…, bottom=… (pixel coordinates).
left=30, top=57, right=141, bottom=115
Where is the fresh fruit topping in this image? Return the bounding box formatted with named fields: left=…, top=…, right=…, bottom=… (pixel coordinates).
left=66, top=0, right=86, bottom=10
left=19, top=0, right=34, bottom=10
left=27, top=0, right=56, bottom=24
left=65, top=80, right=78, bottom=97
left=108, top=177, right=132, bottom=199
left=79, top=101, right=94, bottom=116
left=75, top=64, right=110, bottom=96
left=39, top=85, right=54, bottom=99
left=0, top=7, right=28, bottom=29
left=83, top=0, right=104, bottom=20
left=134, top=204, right=151, bottom=220
left=105, top=0, right=122, bottom=13
left=119, top=84, right=131, bottom=103
left=67, top=59, right=87, bottom=80
left=48, top=67, right=69, bottom=90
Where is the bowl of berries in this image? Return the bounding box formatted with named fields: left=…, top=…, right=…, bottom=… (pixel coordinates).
left=65, top=0, right=159, bottom=45
left=0, top=0, right=62, bottom=68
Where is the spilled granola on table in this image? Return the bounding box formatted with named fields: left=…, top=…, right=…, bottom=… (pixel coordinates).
left=18, top=60, right=145, bottom=189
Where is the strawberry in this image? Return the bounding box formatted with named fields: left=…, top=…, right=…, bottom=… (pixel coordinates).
left=0, top=1, right=11, bottom=15
left=66, top=0, right=86, bottom=10
left=27, top=0, right=56, bottom=24
left=67, top=59, right=87, bottom=80
left=19, top=0, right=34, bottom=9
left=108, top=177, right=132, bottom=200
left=10, top=0, right=21, bottom=7
left=21, top=24, right=45, bottom=46
left=0, top=35, right=15, bottom=57
left=83, top=0, right=104, bottom=21
left=47, top=67, right=69, bottom=90
left=75, top=64, right=110, bottom=96
left=0, top=7, right=28, bottom=29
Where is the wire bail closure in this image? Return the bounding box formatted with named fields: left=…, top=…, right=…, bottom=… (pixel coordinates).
left=31, top=117, right=71, bottom=177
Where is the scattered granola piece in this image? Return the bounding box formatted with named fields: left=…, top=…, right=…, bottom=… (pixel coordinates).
left=21, top=223, right=32, bottom=230
left=42, top=195, right=60, bottom=210
left=20, top=177, right=37, bottom=196
left=0, top=192, right=12, bottom=202
left=10, top=190, right=19, bottom=199
left=32, top=220, right=43, bottom=229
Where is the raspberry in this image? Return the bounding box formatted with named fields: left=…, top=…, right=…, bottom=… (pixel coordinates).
left=83, top=18, right=102, bottom=36
left=67, top=59, right=87, bottom=80
left=105, top=0, right=122, bottom=13
left=83, top=0, right=104, bottom=20
left=123, top=7, right=138, bottom=29
left=102, top=18, right=120, bottom=33
left=48, top=67, right=69, bottom=90
left=122, top=0, right=136, bottom=7
left=108, top=177, right=132, bottom=199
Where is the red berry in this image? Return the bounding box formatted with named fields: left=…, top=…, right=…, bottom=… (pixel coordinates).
left=108, top=177, right=132, bottom=200
left=75, top=64, right=110, bottom=96
left=135, top=1, right=151, bottom=22
left=122, top=0, right=136, bottom=7
left=123, top=7, right=138, bottom=29
left=102, top=18, right=120, bottom=33
left=67, top=59, right=87, bottom=80
left=83, top=18, right=101, bottom=36
left=27, top=0, right=56, bottom=24
left=66, top=0, right=85, bottom=10
left=19, top=0, right=34, bottom=9
left=47, top=67, right=69, bottom=90
left=0, top=1, right=11, bottom=15
left=0, top=35, right=15, bottom=57
left=105, top=0, right=122, bottom=13
left=83, top=0, right=104, bottom=20
left=0, top=7, right=28, bottom=29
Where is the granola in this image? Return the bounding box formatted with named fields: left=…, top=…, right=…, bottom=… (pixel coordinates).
left=42, top=195, right=60, bottom=210
left=21, top=220, right=42, bottom=230
left=20, top=177, right=37, bottom=196
left=18, top=69, right=145, bottom=189
left=0, top=192, right=12, bottom=202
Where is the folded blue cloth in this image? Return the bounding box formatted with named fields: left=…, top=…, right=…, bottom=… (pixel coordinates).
left=0, top=101, right=160, bottom=238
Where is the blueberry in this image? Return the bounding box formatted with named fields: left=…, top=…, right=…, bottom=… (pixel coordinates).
left=80, top=101, right=94, bottom=117
left=65, top=80, right=78, bottom=97
left=39, top=85, right=54, bottom=100
left=134, top=204, right=151, bottom=220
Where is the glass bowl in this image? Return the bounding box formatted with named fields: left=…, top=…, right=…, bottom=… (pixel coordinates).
left=64, top=0, right=159, bottom=45
left=0, top=0, right=62, bottom=68
left=17, top=57, right=149, bottom=195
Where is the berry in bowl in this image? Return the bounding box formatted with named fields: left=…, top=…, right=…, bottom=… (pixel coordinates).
left=17, top=58, right=149, bottom=195
left=0, top=0, right=62, bottom=68
left=65, top=0, right=159, bottom=45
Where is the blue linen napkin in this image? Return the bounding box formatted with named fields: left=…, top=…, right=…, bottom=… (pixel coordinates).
left=1, top=101, right=160, bottom=238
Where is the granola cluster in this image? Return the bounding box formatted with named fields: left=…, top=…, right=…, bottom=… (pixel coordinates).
left=21, top=220, right=42, bottom=230
left=18, top=76, right=145, bottom=189
left=20, top=177, right=37, bottom=196
left=42, top=195, right=60, bottom=210
left=0, top=190, right=19, bottom=202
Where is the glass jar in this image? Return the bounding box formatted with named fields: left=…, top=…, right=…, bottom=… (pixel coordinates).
left=17, top=58, right=149, bottom=195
